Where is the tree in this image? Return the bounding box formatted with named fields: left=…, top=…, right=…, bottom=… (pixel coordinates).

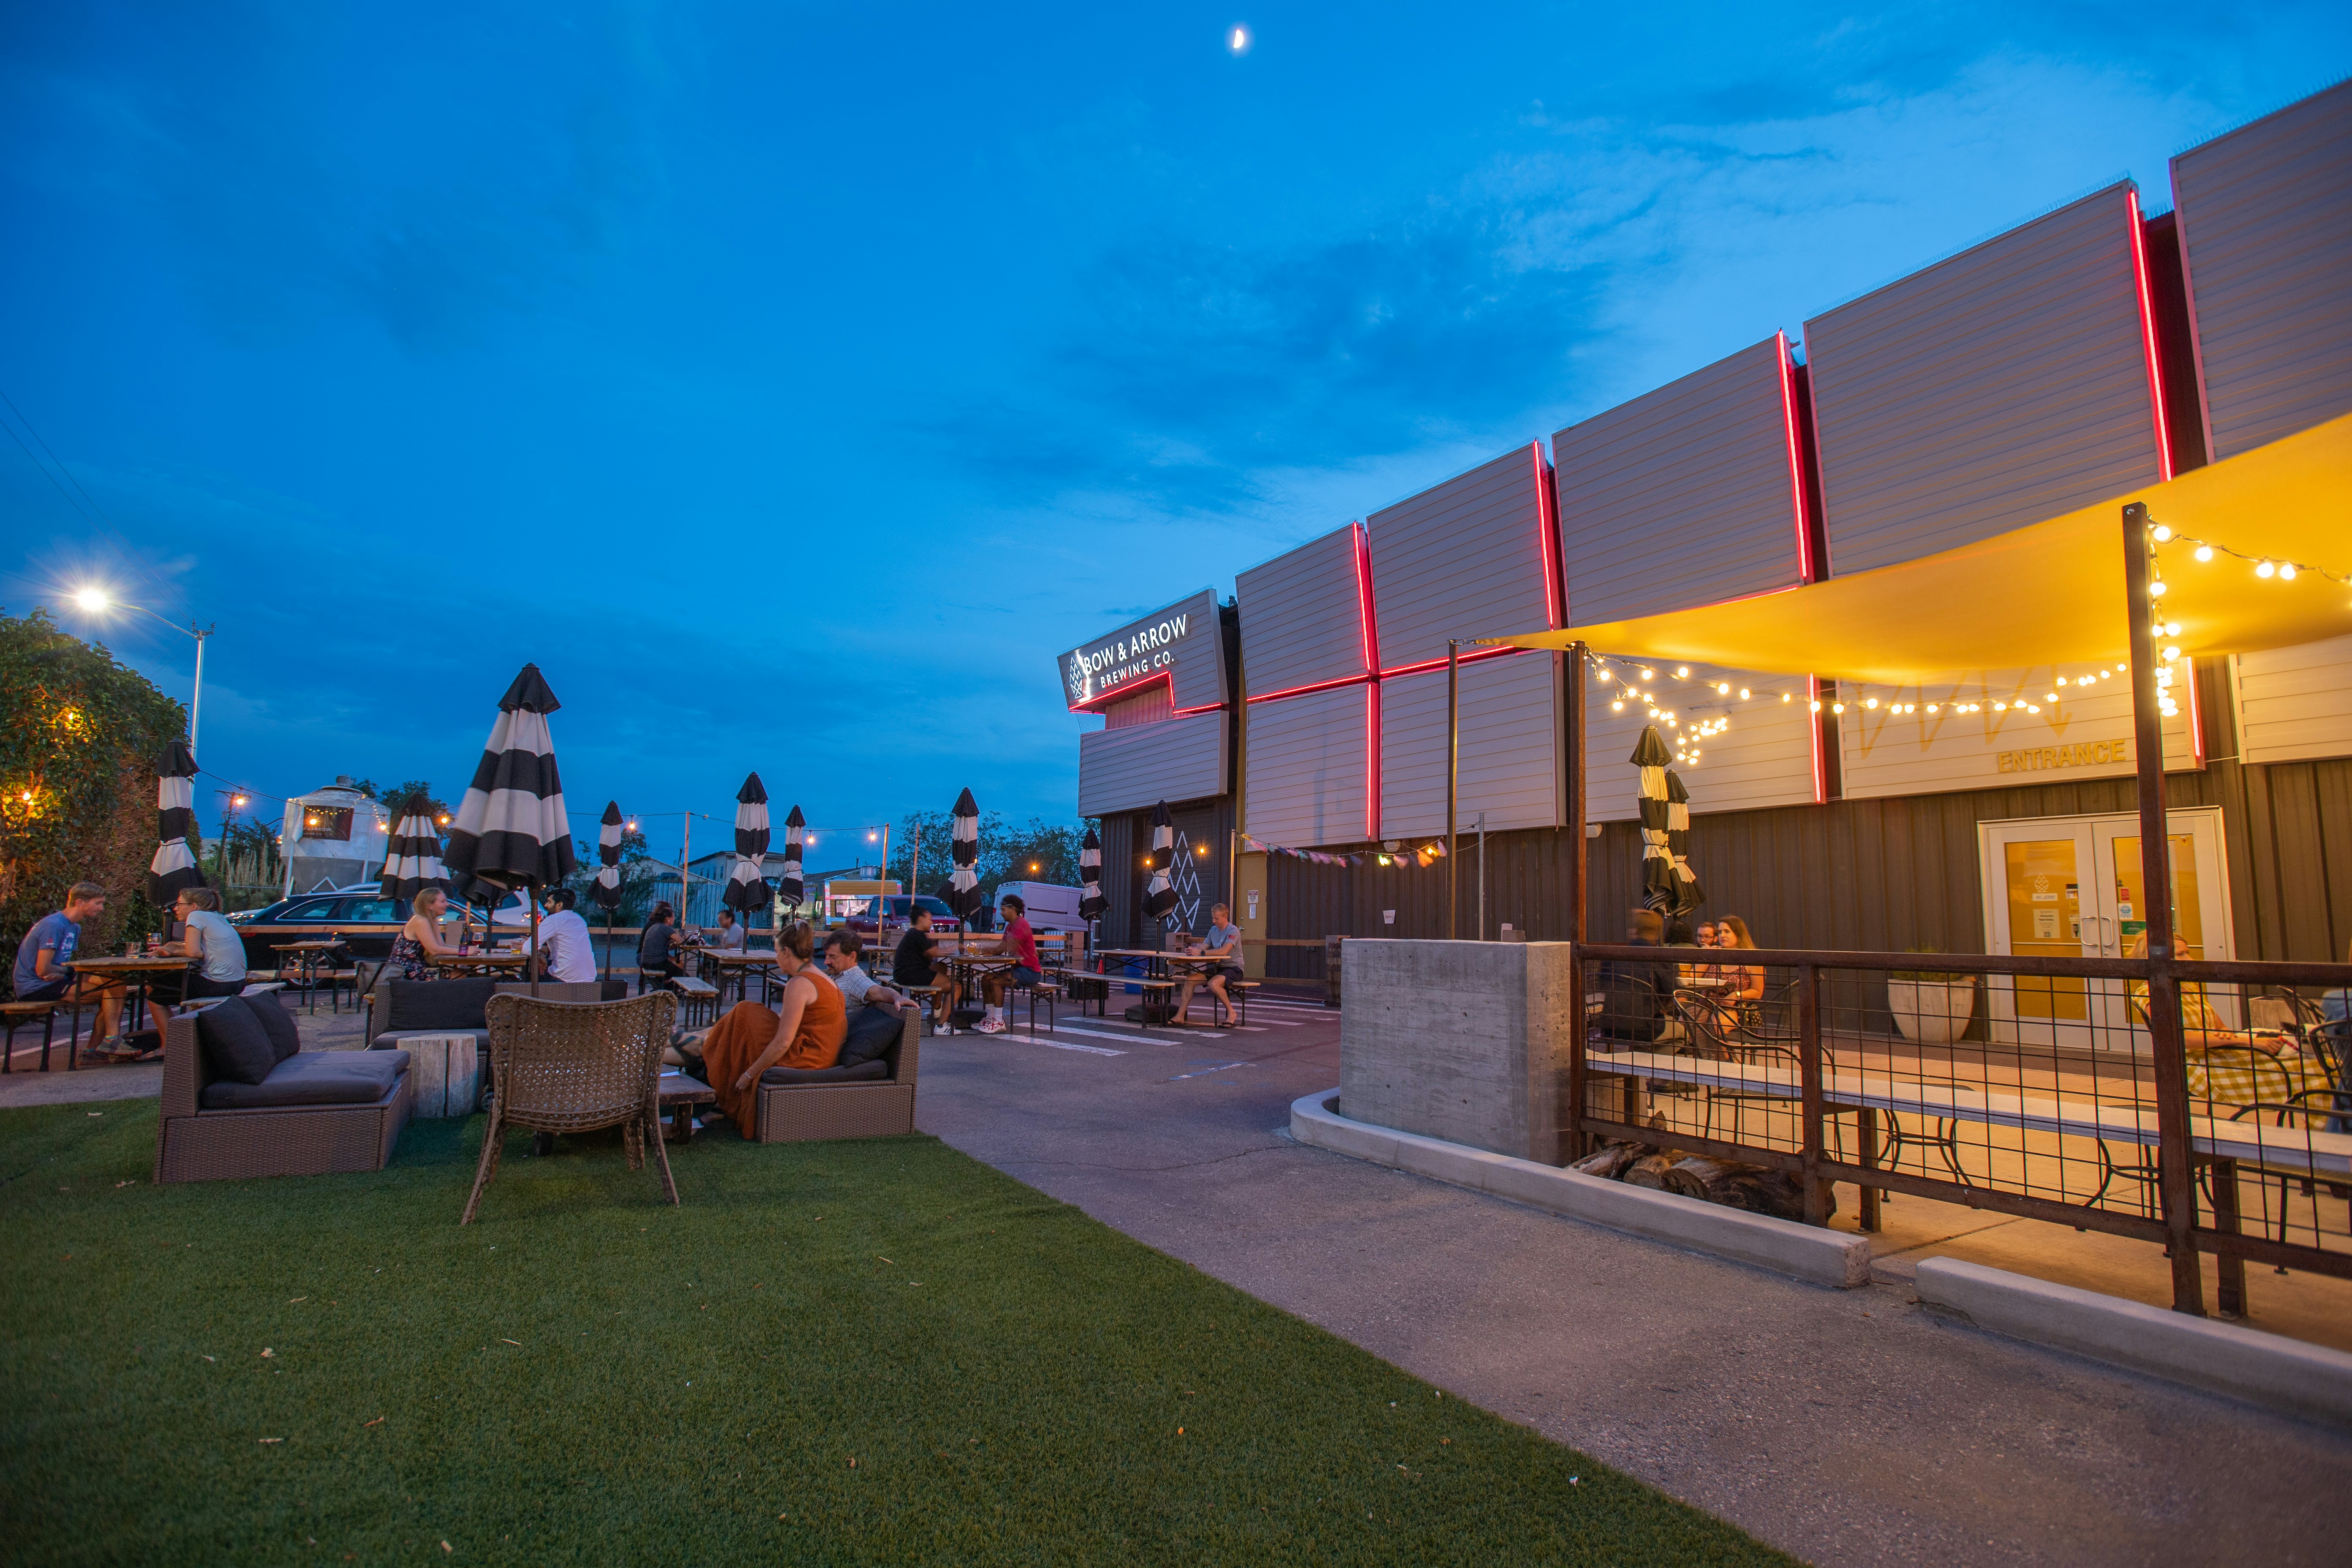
left=0, top=609, right=190, bottom=958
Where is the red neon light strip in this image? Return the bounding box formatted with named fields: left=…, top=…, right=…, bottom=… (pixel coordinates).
left=1352, top=521, right=1379, bottom=676
left=1364, top=681, right=1381, bottom=841
left=1244, top=672, right=1373, bottom=705
left=1067, top=668, right=1172, bottom=714
left=1809, top=675, right=1829, bottom=805
left=2126, top=187, right=2176, bottom=483
left=1378, top=645, right=1524, bottom=681
left=1775, top=332, right=1814, bottom=582
left=2182, top=656, right=2203, bottom=764
left=1171, top=701, right=1225, bottom=718
left=1533, top=441, right=1562, bottom=629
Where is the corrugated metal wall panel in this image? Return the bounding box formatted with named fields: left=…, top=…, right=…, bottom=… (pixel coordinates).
left=1378, top=652, right=1563, bottom=838
left=1368, top=444, right=1554, bottom=668
left=1235, top=525, right=1371, bottom=695
left=1554, top=336, right=1808, bottom=623
left=1076, top=712, right=1226, bottom=818
left=1806, top=183, right=2163, bottom=576
left=1098, top=811, right=1137, bottom=951
left=2172, top=80, right=2352, bottom=458
left=1244, top=685, right=1373, bottom=847
left=1058, top=588, right=1227, bottom=713
left=1581, top=662, right=1817, bottom=822
left=2234, top=634, right=2352, bottom=764
left=1105, top=684, right=1172, bottom=728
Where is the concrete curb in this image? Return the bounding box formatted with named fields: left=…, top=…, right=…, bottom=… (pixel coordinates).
left=1915, top=1257, right=2352, bottom=1429
left=1290, top=1089, right=1870, bottom=1289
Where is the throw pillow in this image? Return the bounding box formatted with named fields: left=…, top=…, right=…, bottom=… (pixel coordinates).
left=838, top=1003, right=904, bottom=1067
left=248, top=993, right=302, bottom=1063
left=195, top=995, right=278, bottom=1086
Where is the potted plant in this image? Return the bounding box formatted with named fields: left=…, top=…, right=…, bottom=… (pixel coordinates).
left=1887, top=951, right=1977, bottom=1045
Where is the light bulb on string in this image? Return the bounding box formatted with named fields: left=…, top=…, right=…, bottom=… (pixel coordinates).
left=2257, top=561, right=2276, bottom=578
left=2149, top=580, right=2167, bottom=597
left=2163, top=622, right=2180, bottom=637
left=2280, top=564, right=2298, bottom=581
left=2194, top=545, right=2214, bottom=562
left=2151, top=524, right=2172, bottom=542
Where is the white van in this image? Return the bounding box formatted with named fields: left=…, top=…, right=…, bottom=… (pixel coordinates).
left=994, top=881, right=1085, bottom=932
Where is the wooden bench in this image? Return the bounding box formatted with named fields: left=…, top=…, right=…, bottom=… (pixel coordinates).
left=668, top=975, right=721, bottom=1028
left=1, top=998, right=75, bottom=1073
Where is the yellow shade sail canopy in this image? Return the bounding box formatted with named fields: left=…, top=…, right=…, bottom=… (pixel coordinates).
left=1484, top=410, right=2352, bottom=685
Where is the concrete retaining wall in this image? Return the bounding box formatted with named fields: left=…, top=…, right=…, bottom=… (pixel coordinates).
left=1337, top=939, right=1578, bottom=1163
left=1293, top=1089, right=1871, bottom=1289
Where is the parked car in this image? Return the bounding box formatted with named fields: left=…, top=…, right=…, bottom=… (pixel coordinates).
left=841, top=893, right=961, bottom=936
left=227, top=884, right=534, bottom=971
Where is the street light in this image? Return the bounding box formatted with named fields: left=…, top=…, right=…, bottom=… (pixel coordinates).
left=67, top=585, right=216, bottom=762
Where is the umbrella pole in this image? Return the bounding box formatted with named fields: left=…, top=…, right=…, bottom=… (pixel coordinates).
left=1569, top=641, right=1587, bottom=944
left=530, top=901, right=541, bottom=997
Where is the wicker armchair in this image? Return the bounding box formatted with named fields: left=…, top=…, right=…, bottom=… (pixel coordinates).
left=463, top=990, right=679, bottom=1224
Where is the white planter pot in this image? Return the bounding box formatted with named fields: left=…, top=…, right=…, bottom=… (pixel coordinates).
left=1888, top=978, right=1976, bottom=1045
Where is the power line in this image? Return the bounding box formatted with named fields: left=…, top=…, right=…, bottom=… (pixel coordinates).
left=0, top=387, right=112, bottom=528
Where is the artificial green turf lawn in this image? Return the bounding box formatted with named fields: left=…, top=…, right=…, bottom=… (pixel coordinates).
left=2, top=1102, right=1786, bottom=1566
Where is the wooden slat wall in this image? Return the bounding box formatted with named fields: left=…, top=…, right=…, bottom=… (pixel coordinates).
left=1378, top=652, right=1563, bottom=838
left=1236, top=524, right=1370, bottom=694
left=1368, top=442, right=1554, bottom=667
left=1077, top=712, right=1226, bottom=819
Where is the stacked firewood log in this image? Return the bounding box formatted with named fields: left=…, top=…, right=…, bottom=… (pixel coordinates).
left=1567, top=1140, right=1826, bottom=1222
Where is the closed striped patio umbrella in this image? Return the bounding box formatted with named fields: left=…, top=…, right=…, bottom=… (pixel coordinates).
left=724, top=773, right=772, bottom=915
left=1663, top=769, right=1704, bottom=916
left=443, top=664, right=576, bottom=993
left=1078, top=828, right=1106, bottom=921
left=1631, top=725, right=1676, bottom=912
left=948, top=789, right=981, bottom=922
left=147, top=741, right=207, bottom=906
left=378, top=791, right=449, bottom=901
left=591, top=800, right=625, bottom=969
left=1143, top=800, right=1176, bottom=930
left=778, top=805, right=806, bottom=911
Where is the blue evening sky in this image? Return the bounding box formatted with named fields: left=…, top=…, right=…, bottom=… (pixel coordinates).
left=4, top=4, right=2347, bottom=853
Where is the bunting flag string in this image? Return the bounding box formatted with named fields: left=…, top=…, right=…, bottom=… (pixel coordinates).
left=1239, top=832, right=1447, bottom=868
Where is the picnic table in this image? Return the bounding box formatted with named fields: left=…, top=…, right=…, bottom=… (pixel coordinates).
left=69, top=953, right=196, bottom=1038
left=693, top=948, right=779, bottom=1005
left=428, top=950, right=531, bottom=977
left=269, top=939, right=346, bottom=1014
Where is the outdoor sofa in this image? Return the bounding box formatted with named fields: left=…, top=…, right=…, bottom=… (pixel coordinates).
left=155, top=994, right=414, bottom=1183
left=366, top=976, right=618, bottom=1052
left=753, top=1004, right=920, bottom=1142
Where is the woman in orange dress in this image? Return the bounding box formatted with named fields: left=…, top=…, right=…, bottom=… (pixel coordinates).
left=697, top=921, right=845, bottom=1133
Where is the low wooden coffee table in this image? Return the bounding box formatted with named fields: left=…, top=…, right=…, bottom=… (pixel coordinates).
left=657, top=1071, right=717, bottom=1143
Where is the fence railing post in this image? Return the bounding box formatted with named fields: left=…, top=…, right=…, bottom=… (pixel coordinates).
left=1798, top=961, right=1826, bottom=1225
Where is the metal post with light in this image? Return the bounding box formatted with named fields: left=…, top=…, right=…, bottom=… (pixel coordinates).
left=71, top=587, right=214, bottom=761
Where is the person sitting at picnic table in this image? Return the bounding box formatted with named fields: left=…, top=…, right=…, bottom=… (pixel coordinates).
left=709, top=909, right=746, bottom=952
left=1172, top=903, right=1244, bottom=1027
left=524, top=886, right=598, bottom=983
left=820, top=928, right=920, bottom=1012
left=11, top=880, right=127, bottom=1056
left=893, top=905, right=957, bottom=1018
left=145, top=887, right=249, bottom=1037
left=691, top=921, right=844, bottom=1132
left=1714, top=916, right=1766, bottom=1002
left=974, top=893, right=1042, bottom=1034
left=639, top=903, right=683, bottom=987
left=387, top=887, right=468, bottom=981
left=1598, top=908, right=1668, bottom=1042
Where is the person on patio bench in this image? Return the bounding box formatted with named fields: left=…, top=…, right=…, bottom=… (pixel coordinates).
left=11, top=880, right=125, bottom=1056
left=695, top=921, right=845, bottom=1133
left=893, top=906, right=957, bottom=1018
left=147, top=887, right=249, bottom=1037
left=1173, top=903, right=1244, bottom=1026
left=388, top=887, right=468, bottom=981
left=975, top=893, right=1041, bottom=1034
left=821, top=928, right=919, bottom=1012
left=640, top=903, right=684, bottom=986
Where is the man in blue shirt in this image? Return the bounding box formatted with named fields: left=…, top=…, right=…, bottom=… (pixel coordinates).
left=11, top=881, right=126, bottom=1054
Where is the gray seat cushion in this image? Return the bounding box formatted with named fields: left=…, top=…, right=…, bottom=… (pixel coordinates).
left=380, top=977, right=500, bottom=1032
left=195, top=996, right=278, bottom=1086
left=759, top=1057, right=890, bottom=1086
left=201, top=1049, right=412, bottom=1111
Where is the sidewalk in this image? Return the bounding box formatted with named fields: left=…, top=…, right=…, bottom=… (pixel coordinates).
left=914, top=990, right=2352, bottom=1568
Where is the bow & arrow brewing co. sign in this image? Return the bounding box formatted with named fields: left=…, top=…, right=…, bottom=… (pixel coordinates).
left=1061, top=611, right=1193, bottom=706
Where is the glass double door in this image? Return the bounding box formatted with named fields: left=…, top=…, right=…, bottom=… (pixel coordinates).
left=1979, top=807, right=2234, bottom=1052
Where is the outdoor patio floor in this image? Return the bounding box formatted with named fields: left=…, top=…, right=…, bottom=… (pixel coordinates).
left=918, top=988, right=2352, bottom=1568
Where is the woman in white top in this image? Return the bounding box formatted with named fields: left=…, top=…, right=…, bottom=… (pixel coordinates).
left=147, top=887, right=251, bottom=1038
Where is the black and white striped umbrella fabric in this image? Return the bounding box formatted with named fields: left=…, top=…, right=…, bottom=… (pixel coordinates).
left=779, top=805, right=806, bottom=908
left=724, top=773, right=772, bottom=913
left=590, top=800, right=625, bottom=912
left=443, top=663, right=576, bottom=894
left=1078, top=827, right=1105, bottom=920
left=948, top=788, right=981, bottom=920
left=1663, top=769, right=1704, bottom=916
left=1143, top=800, right=1176, bottom=924
left=1631, top=725, right=1676, bottom=912
left=378, top=791, right=449, bottom=901
left=146, top=741, right=207, bottom=905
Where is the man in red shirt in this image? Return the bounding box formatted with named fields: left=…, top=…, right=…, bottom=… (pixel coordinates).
left=975, top=893, right=1042, bottom=1034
